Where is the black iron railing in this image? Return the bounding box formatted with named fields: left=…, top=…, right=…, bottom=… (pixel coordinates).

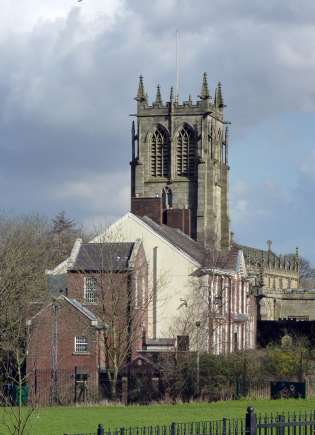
left=65, top=407, right=315, bottom=435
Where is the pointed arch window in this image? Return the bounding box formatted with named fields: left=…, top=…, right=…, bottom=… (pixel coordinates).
left=176, top=126, right=196, bottom=177
left=150, top=128, right=169, bottom=177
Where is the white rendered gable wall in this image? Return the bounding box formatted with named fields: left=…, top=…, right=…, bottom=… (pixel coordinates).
left=95, top=213, right=201, bottom=338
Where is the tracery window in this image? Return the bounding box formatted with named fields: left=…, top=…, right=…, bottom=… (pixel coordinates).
left=150, top=128, right=169, bottom=177
left=176, top=126, right=196, bottom=177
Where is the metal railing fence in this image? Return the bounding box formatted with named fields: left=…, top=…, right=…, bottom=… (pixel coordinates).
left=65, top=407, right=315, bottom=435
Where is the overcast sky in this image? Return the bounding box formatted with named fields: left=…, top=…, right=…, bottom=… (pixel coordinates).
left=1, top=0, right=315, bottom=262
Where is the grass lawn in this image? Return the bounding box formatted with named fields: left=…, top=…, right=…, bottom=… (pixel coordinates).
left=1, top=399, right=315, bottom=435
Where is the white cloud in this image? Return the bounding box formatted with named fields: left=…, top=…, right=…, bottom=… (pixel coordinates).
left=0, top=0, right=124, bottom=37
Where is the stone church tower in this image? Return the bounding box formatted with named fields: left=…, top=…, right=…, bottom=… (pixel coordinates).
left=130, top=73, right=230, bottom=250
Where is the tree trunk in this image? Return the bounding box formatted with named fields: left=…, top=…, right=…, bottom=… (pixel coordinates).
left=111, top=366, right=119, bottom=400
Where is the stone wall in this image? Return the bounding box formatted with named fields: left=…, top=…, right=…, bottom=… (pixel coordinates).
left=259, top=289, right=315, bottom=320
left=131, top=80, right=230, bottom=250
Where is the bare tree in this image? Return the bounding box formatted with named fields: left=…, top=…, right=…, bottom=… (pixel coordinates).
left=70, top=232, right=151, bottom=399
left=51, top=211, right=81, bottom=263
left=169, top=242, right=251, bottom=356
left=0, top=214, right=56, bottom=433
left=0, top=212, right=81, bottom=430
left=0, top=318, right=37, bottom=435
left=299, top=257, right=315, bottom=288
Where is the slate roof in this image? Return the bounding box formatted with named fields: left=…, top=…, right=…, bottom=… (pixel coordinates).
left=65, top=297, right=98, bottom=321
left=70, top=242, right=135, bottom=272
left=139, top=216, right=241, bottom=271
left=139, top=216, right=208, bottom=265
left=28, top=295, right=105, bottom=328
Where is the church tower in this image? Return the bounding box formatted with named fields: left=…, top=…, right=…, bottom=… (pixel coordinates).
left=130, top=73, right=230, bottom=251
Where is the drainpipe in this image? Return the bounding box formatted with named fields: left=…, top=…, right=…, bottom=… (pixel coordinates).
left=153, top=247, right=158, bottom=339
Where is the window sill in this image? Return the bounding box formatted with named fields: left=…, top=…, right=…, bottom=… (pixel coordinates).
left=73, top=352, right=91, bottom=356
left=145, top=176, right=170, bottom=181
left=172, top=176, right=195, bottom=182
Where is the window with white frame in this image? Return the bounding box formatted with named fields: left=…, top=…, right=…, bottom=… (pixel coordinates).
left=74, top=336, right=88, bottom=353
left=84, top=276, right=97, bottom=303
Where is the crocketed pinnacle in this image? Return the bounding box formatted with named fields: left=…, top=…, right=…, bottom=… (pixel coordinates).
left=155, top=85, right=162, bottom=105
left=215, top=81, right=224, bottom=109
left=199, top=72, right=210, bottom=100
left=135, top=75, right=146, bottom=102
left=170, top=86, right=174, bottom=103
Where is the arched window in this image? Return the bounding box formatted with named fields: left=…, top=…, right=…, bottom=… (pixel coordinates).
left=162, top=187, right=172, bottom=209
left=176, top=126, right=196, bottom=177
left=150, top=128, right=169, bottom=177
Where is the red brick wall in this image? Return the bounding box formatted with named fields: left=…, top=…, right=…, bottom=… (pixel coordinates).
left=67, top=272, right=85, bottom=302
left=27, top=299, right=99, bottom=404
left=164, top=208, right=191, bottom=236
left=131, top=197, right=163, bottom=224
left=66, top=246, right=148, bottom=356
left=27, top=300, right=98, bottom=373
left=27, top=243, right=149, bottom=404
left=67, top=271, right=129, bottom=312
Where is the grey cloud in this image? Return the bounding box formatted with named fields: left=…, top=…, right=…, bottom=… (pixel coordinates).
left=0, top=1, right=315, bottom=261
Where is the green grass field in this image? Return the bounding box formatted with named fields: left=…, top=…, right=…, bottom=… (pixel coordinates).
left=1, top=399, right=315, bottom=435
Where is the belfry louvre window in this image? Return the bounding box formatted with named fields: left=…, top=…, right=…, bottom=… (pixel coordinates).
left=150, top=129, right=169, bottom=177
left=176, top=127, right=196, bottom=177
left=75, top=336, right=88, bottom=353
left=84, top=277, right=97, bottom=303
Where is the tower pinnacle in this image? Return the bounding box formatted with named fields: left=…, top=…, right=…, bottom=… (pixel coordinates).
left=215, top=81, right=225, bottom=109
left=131, top=72, right=230, bottom=250
left=170, top=86, right=174, bottom=103
left=135, top=75, right=146, bottom=102
left=199, top=72, right=210, bottom=100
left=155, top=85, right=162, bottom=105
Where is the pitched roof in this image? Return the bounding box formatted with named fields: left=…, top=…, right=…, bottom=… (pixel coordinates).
left=139, top=216, right=244, bottom=273
left=139, top=216, right=208, bottom=265
left=64, top=297, right=98, bottom=322
left=28, top=295, right=104, bottom=328
left=235, top=243, right=296, bottom=267
left=69, top=242, right=135, bottom=272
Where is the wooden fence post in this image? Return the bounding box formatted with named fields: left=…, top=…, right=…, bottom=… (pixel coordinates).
left=97, top=423, right=105, bottom=435
left=246, top=407, right=257, bottom=435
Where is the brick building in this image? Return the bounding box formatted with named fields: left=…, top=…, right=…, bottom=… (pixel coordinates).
left=95, top=214, right=257, bottom=353
left=27, top=240, right=148, bottom=404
